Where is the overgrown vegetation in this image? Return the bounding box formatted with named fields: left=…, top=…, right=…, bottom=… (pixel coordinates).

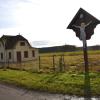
left=0, top=69, right=100, bottom=96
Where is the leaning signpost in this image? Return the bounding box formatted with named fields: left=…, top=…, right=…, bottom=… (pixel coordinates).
left=67, top=8, right=100, bottom=99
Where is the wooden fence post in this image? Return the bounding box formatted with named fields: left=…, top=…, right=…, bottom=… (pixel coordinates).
left=39, top=56, right=41, bottom=70
left=53, top=55, right=55, bottom=71
left=62, top=55, right=65, bottom=71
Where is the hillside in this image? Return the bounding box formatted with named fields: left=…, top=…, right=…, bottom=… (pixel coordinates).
left=38, top=45, right=100, bottom=53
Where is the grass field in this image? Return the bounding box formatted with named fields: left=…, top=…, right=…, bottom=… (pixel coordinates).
left=39, top=50, right=100, bottom=72
left=0, top=69, right=100, bottom=96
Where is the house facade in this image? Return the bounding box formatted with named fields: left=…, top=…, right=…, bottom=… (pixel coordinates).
left=0, top=35, right=38, bottom=63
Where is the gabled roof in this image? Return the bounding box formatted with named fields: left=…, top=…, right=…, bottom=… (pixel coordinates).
left=0, top=35, right=31, bottom=49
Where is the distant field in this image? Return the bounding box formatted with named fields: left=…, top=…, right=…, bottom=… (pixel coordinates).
left=39, top=50, right=100, bottom=72
left=40, top=50, right=100, bottom=56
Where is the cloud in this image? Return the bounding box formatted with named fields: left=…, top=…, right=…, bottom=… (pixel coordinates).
left=0, top=0, right=32, bottom=29
left=31, top=40, right=65, bottom=48
left=31, top=41, right=50, bottom=47
left=0, top=0, right=17, bottom=28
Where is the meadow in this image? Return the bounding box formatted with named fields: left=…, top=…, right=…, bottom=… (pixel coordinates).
left=39, top=50, right=100, bottom=72
left=0, top=69, right=100, bottom=96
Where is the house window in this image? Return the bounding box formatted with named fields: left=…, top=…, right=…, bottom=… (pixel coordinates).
left=1, top=53, right=3, bottom=60
left=20, top=42, right=25, bottom=46
left=32, top=50, right=35, bottom=57
left=24, top=51, right=28, bottom=58
left=9, top=52, right=11, bottom=59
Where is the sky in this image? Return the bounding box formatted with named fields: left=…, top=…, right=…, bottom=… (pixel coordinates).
left=0, top=0, right=100, bottom=47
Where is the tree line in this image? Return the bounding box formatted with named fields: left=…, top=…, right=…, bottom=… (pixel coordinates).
left=38, top=45, right=100, bottom=53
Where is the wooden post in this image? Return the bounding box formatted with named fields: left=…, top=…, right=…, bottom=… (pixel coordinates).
left=62, top=55, right=65, bottom=71
left=39, top=56, right=41, bottom=70
left=53, top=55, right=55, bottom=71
left=83, top=40, right=89, bottom=73
left=83, top=40, right=91, bottom=99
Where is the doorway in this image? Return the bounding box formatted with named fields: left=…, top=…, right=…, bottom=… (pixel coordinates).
left=17, top=52, right=21, bottom=62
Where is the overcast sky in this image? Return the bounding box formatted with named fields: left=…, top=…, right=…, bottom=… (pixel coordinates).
left=0, top=0, right=100, bottom=47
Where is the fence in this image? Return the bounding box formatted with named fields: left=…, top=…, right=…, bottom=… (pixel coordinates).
left=38, top=55, right=66, bottom=72
left=0, top=59, right=39, bottom=72
left=38, top=54, right=100, bottom=72
left=0, top=53, right=100, bottom=72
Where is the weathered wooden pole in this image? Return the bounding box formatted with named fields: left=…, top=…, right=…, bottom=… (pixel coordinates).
left=52, top=55, right=55, bottom=71
left=83, top=40, right=91, bottom=99
left=39, top=56, right=41, bottom=70
left=83, top=39, right=89, bottom=73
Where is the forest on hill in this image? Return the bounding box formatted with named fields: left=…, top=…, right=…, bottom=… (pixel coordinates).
left=38, top=45, right=100, bottom=53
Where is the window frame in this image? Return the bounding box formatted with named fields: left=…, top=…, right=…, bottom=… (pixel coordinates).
left=24, top=51, right=28, bottom=58
left=20, top=42, right=25, bottom=46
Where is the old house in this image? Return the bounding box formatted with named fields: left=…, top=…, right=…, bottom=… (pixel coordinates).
left=0, top=35, right=38, bottom=63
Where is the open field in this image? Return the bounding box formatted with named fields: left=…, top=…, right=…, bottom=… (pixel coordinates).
left=39, top=50, right=100, bottom=72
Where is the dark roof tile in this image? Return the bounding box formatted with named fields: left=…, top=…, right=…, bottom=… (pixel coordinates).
left=0, top=35, right=31, bottom=49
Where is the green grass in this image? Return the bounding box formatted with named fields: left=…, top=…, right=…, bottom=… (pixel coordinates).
left=0, top=69, right=100, bottom=96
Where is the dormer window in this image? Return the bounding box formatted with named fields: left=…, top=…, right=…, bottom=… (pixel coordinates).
left=20, top=42, right=25, bottom=46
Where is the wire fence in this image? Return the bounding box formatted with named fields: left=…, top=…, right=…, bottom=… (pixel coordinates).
left=0, top=54, right=100, bottom=72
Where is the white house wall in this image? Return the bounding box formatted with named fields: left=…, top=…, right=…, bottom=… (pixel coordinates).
left=6, top=49, right=14, bottom=63
left=13, top=41, right=38, bottom=62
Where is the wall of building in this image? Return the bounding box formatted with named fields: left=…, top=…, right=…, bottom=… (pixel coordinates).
left=0, top=41, right=6, bottom=63
left=13, top=41, right=38, bottom=62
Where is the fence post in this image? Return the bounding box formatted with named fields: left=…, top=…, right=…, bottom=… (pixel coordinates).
left=39, top=56, right=41, bottom=70
left=62, top=55, right=65, bottom=71
left=53, top=55, right=55, bottom=71
left=59, top=55, right=65, bottom=72
left=59, top=55, right=62, bottom=72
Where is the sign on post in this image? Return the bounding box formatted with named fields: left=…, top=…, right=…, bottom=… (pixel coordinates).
left=67, top=8, right=100, bottom=98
